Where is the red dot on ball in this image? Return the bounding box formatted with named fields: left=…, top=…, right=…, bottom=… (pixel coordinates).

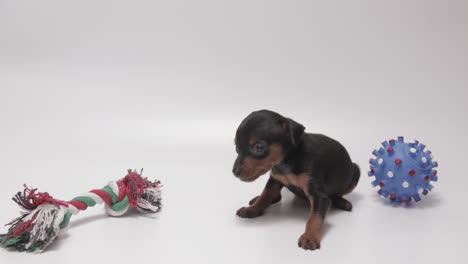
left=395, top=158, right=402, bottom=165
left=402, top=200, right=408, bottom=203
left=409, top=170, right=416, bottom=176
left=379, top=182, right=384, bottom=187
left=424, top=175, right=430, bottom=181
left=387, top=147, right=393, bottom=152
left=371, top=169, right=375, bottom=174
left=390, top=193, right=396, bottom=198
left=433, top=170, right=438, bottom=176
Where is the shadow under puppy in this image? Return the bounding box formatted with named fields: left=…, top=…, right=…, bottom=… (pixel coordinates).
left=233, top=110, right=360, bottom=250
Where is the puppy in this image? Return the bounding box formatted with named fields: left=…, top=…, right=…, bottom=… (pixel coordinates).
left=232, top=110, right=360, bottom=250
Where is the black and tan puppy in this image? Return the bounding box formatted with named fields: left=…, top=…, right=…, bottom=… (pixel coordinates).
left=232, top=110, right=360, bottom=250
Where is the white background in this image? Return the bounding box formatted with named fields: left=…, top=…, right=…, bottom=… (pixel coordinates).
left=1, top=0, right=467, bottom=263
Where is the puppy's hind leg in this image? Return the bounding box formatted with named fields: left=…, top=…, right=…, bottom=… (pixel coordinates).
left=331, top=163, right=360, bottom=211
left=330, top=195, right=353, bottom=211
left=237, top=177, right=283, bottom=218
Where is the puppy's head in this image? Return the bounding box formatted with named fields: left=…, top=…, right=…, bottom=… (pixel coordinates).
left=232, top=110, right=305, bottom=182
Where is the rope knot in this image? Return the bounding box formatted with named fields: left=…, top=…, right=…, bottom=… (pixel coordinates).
left=104, top=169, right=162, bottom=216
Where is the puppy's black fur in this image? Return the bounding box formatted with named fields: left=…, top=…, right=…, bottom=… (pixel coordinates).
left=233, top=110, right=360, bottom=250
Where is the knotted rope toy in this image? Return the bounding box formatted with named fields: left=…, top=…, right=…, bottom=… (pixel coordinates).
left=0, top=169, right=162, bottom=252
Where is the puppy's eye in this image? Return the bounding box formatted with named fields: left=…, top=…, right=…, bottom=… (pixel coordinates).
left=253, top=143, right=265, bottom=153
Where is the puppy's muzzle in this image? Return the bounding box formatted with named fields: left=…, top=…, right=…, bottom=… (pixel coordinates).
left=232, top=157, right=242, bottom=177
left=232, top=166, right=242, bottom=177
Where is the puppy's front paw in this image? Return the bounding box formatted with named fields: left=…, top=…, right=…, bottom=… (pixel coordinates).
left=236, top=206, right=262, bottom=218
left=249, top=194, right=282, bottom=206
left=298, top=232, right=321, bottom=250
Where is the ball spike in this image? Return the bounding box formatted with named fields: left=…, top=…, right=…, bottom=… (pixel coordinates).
left=381, top=141, right=390, bottom=148
left=401, top=195, right=409, bottom=204
left=378, top=148, right=385, bottom=155
left=372, top=150, right=381, bottom=157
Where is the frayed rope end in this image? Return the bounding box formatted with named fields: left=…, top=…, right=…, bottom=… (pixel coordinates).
left=0, top=201, right=67, bottom=252
left=122, top=169, right=162, bottom=213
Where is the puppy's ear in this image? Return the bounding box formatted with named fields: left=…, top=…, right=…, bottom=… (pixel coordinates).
left=282, top=118, right=305, bottom=146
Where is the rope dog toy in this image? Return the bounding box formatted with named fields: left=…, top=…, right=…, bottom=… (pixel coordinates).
left=0, top=169, right=162, bottom=252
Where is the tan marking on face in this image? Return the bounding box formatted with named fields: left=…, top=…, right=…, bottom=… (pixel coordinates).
left=271, top=172, right=310, bottom=194
left=248, top=137, right=257, bottom=145
left=240, top=144, right=284, bottom=180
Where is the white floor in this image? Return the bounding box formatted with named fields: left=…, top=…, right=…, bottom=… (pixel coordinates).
left=1, top=1, right=467, bottom=263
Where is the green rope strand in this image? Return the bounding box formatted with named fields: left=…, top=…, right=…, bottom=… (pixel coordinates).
left=59, top=184, right=130, bottom=229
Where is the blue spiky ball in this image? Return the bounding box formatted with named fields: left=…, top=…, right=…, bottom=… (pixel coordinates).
left=368, top=137, right=438, bottom=204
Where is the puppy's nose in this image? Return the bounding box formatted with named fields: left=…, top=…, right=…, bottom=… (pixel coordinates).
left=232, top=166, right=242, bottom=177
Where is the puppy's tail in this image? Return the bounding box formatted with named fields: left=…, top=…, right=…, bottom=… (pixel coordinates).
left=342, top=163, right=360, bottom=195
